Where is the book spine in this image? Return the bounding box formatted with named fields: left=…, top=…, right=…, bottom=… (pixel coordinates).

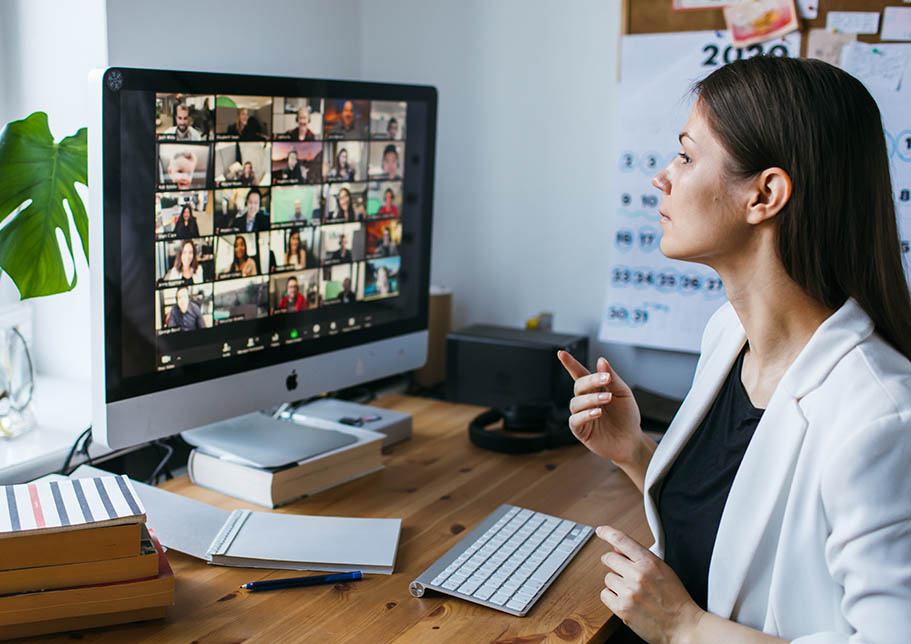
left=188, top=450, right=275, bottom=507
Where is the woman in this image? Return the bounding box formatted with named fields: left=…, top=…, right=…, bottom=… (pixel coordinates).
left=375, top=266, right=391, bottom=295
left=559, top=56, right=911, bottom=644
left=284, top=228, right=305, bottom=269
left=173, top=204, right=199, bottom=239
left=239, top=161, right=255, bottom=186
left=227, top=235, right=257, bottom=276
left=286, top=107, right=315, bottom=141
left=331, top=187, right=356, bottom=221
left=163, top=240, right=203, bottom=284
left=282, top=149, right=304, bottom=183
left=329, top=148, right=355, bottom=181
left=377, top=188, right=399, bottom=216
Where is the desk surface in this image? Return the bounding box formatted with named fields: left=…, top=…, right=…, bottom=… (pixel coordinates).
left=35, top=395, right=651, bottom=644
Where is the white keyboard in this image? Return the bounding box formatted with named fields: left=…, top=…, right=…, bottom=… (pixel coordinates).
left=409, top=504, right=593, bottom=616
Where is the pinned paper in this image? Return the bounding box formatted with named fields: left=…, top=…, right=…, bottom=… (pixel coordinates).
left=881, top=7, right=911, bottom=42
left=840, top=41, right=908, bottom=92
left=806, top=28, right=856, bottom=67
left=796, top=0, right=817, bottom=20
left=724, top=0, right=799, bottom=46
left=826, top=11, right=881, bottom=35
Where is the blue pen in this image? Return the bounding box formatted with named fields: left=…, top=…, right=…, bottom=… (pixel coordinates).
left=241, top=570, right=363, bottom=592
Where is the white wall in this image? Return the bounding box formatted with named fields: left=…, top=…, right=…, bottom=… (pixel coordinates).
left=0, top=0, right=107, bottom=383
left=105, top=0, right=363, bottom=78
left=358, top=0, right=698, bottom=397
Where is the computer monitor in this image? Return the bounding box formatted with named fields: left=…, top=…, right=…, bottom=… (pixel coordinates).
left=88, top=68, right=437, bottom=449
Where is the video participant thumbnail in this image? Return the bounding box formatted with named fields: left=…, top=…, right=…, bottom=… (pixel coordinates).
left=370, top=101, right=406, bottom=140
left=157, top=143, right=211, bottom=191
left=324, top=99, right=369, bottom=139
left=215, top=232, right=271, bottom=278
left=270, top=227, right=319, bottom=272
left=155, top=238, right=214, bottom=286
left=324, top=182, right=367, bottom=222
left=273, top=97, right=323, bottom=141
left=214, top=142, right=271, bottom=188
left=270, top=269, right=320, bottom=314
left=321, top=222, right=365, bottom=265
left=271, top=185, right=322, bottom=228
left=320, top=262, right=364, bottom=305
left=368, top=142, right=403, bottom=181
left=366, top=181, right=402, bottom=218
left=214, top=187, right=271, bottom=233
left=272, top=142, right=323, bottom=185
left=213, top=276, right=269, bottom=324
left=215, top=95, right=272, bottom=140
left=156, top=284, right=213, bottom=333
left=366, top=219, right=401, bottom=258
left=325, top=141, right=367, bottom=183
left=155, top=191, right=213, bottom=239
left=364, top=256, right=401, bottom=300
left=156, top=94, right=214, bottom=141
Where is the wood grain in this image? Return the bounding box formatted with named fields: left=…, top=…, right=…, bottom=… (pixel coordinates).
left=26, top=396, right=650, bottom=644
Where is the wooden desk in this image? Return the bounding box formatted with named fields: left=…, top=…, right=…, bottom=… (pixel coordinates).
left=37, top=395, right=651, bottom=644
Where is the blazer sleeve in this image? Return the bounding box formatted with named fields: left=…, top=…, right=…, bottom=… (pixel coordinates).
left=792, top=413, right=911, bottom=644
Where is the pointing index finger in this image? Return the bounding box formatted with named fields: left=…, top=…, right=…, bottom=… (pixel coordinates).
left=595, top=525, right=650, bottom=563
left=557, top=350, right=590, bottom=381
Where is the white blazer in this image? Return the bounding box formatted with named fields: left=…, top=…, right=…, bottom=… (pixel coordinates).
left=643, top=299, right=911, bottom=644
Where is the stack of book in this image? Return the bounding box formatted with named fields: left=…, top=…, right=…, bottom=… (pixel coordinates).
left=0, top=475, right=175, bottom=640
left=188, top=421, right=385, bottom=507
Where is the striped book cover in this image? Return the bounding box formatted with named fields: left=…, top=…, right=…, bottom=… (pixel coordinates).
left=0, top=476, right=146, bottom=538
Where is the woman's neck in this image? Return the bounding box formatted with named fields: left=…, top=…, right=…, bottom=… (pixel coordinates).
left=715, top=245, right=835, bottom=404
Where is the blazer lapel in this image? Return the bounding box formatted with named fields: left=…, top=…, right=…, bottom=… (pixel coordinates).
left=706, top=393, right=808, bottom=619
left=643, top=313, right=746, bottom=557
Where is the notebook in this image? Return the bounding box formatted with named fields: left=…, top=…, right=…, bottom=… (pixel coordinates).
left=69, top=466, right=401, bottom=575
left=0, top=475, right=145, bottom=538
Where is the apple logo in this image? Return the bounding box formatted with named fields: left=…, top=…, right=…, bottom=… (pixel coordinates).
left=286, top=369, right=298, bottom=391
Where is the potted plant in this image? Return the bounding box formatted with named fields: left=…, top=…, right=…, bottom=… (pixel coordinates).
left=0, top=112, right=87, bottom=436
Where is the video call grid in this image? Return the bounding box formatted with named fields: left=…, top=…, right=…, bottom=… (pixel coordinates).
left=153, top=94, right=407, bottom=340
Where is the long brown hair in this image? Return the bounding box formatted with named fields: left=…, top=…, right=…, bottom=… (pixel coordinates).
left=695, top=55, right=911, bottom=359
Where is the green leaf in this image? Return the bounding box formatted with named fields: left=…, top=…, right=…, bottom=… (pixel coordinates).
left=0, top=112, right=88, bottom=299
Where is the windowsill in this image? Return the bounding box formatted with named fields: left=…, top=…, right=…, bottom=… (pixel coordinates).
left=0, top=375, right=93, bottom=484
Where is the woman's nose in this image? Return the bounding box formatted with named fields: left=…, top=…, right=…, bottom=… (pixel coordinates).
left=652, top=168, right=670, bottom=194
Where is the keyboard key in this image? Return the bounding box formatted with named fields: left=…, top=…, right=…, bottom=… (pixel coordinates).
left=506, top=598, right=528, bottom=612
left=491, top=592, right=511, bottom=606
left=474, top=585, right=498, bottom=601
left=530, top=547, right=570, bottom=583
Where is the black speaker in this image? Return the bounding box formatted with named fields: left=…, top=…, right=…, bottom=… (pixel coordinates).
left=446, top=325, right=588, bottom=409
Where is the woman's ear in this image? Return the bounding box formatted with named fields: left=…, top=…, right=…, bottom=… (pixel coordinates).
left=747, top=167, right=791, bottom=225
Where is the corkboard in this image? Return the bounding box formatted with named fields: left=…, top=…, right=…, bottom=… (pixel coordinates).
left=623, top=0, right=900, bottom=54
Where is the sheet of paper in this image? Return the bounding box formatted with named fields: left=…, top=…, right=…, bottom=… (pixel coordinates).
left=881, top=7, right=911, bottom=42
left=840, top=41, right=908, bottom=92
left=826, top=11, right=881, bottom=35
left=672, top=0, right=738, bottom=9
left=724, top=0, right=799, bottom=46
left=806, top=28, right=856, bottom=66
left=605, top=31, right=800, bottom=352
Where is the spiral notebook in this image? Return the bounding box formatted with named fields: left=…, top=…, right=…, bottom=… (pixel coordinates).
left=68, top=466, right=401, bottom=574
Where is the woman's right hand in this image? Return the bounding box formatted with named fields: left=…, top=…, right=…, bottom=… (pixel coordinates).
left=557, top=351, right=645, bottom=467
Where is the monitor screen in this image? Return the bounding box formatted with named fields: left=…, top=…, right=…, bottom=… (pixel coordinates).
left=91, top=69, right=436, bottom=446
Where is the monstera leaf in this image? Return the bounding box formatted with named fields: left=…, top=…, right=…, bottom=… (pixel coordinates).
left=0, top=112, right=88, bottom=299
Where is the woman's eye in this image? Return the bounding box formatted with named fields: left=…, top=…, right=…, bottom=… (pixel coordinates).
left=677, top=152, right=691, bottom=164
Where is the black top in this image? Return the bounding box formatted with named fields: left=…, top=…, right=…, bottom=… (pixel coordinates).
left=657, top=345, right=763, bottom=610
